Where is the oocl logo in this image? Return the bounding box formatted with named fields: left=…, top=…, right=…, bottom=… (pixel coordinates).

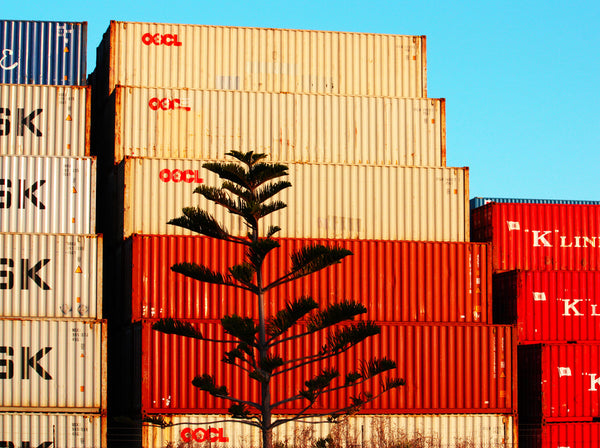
left=149, top=97, right=191, bottom=111
left=142, top=33, right=182, bottom=47
left=180, top=427, right=229, bottom=443
left=159, top=168, right=203, bottom=184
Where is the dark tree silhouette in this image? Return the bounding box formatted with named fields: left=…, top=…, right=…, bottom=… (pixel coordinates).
left=152, top=151, right=404, bottom=448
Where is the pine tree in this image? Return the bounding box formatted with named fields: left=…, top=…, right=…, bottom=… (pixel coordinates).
left=151, top=151, right=404, bottom=448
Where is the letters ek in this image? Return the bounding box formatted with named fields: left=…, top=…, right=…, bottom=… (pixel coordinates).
left=0, top=108, right=43, bottom=137
left=0, top=179, right=46, bottom=209
left=0, top=346, right=52, bottom=380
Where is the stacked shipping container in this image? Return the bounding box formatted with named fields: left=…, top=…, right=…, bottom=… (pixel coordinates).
left=0, top=20, right=106, bottom=447
left=473, top=201, right=600, bottom=447
left=91, top=21, right=515, bottom=447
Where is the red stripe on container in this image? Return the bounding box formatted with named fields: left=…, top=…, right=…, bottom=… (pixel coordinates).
left=519, top=343, right=600, bottom=422
left=138, top=321, right=515, bottom=414
left=471, top=203, right=600, bottom=272
left=127, top=235, right=491, bottom=323
left=494, top=270, right=600, bottom=343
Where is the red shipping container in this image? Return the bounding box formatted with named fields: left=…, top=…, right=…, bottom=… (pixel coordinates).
left=137, top=321, right=516, bottom=414
left=125, top=235, right=492, bottom=323
left=471, top=203, right=600, bottom=272
left=519, top=343, right=600, bottom=423
left=520, top=421, right=600, bottom=448
left=494, top=271, right=600, bottom=343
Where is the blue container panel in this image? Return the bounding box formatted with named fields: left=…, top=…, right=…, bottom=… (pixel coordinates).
left=0, top=20, right=87, bottom=85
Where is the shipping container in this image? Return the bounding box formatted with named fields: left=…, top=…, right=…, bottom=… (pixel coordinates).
left=0, top=84, right=90, bottom=157
left=520, top=421, right=600, bottom=448
left=0, top=318, right=106, bottom=411
left=117, top=158, right=469, bottom=241
left=94, top=22, right=426, bottom=100
left=0, top=412, right=105, bottom=448
left=519, top=343, right=600, bottom=423
left=136, top=321, right=515, bottom=414
left=471, top=203, right=600, bottom=272
left=0, top=20, right=87, bottom=85
left=126, top=235, right=491, bottom=323
left=470, top=197, right=600, bottom=210
left=106, top=86, right=444, bottom=166
left=494, top=270, right=600, bottom=343
left=0, top=233, right=102, bottom=318
left=142, top=413, right=515, bottom=448
left=0, top=156, right=96, bottom=234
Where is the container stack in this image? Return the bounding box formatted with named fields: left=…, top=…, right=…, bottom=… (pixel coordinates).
left=0, top=20, right=106, bottom=447
left=471, top=200, right=600, bottom=447
left=91, top=22, right=515, bottom=447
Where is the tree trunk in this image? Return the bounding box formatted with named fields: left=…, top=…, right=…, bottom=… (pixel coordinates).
left=262, top=426, right=273, bottom=448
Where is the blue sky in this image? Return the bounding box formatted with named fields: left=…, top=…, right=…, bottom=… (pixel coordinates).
left=6, top=0, right=599, bottom=200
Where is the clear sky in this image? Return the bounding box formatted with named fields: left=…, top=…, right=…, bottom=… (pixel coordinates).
left=5, top=0, right=599, bottom=201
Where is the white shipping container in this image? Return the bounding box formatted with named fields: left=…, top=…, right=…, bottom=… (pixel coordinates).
left=0, top=156, right=96, bottom=234
left=142, top=414, right=514, bottom=448
left=112, top=86, right=445, bottom=166
left=119, top=158, right=469, bottom=241
left=0, top=412, right=105, bottom=448
left=0, top=84, right=90, bottom=157
left=0, top=319, right=106, bottom=411
left=95, top=22, right=426, bottom=99
left=0, top=234, right=102, bottom=318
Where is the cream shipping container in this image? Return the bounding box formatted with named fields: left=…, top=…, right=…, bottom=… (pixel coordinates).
left=0, top=84, right=90, bottom=157
left=0, top=156, right=96, bottom=234
left=0, top=318, right=106, bottom=411
left=143, top=414, right=514, bottom=448
left=108, top=86, right=445, bottom=166
left=0, top=233, right=102, bottom=318
left=0, top=412, right=105, bottom=448
left=94, top=21, right=427, bottom=99
left=117, top=157, right=469, bottom=241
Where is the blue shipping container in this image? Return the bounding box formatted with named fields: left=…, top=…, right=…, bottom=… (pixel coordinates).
left=470, top=197, right=600, bottom=210
left=0, top=20, right=87, bottom=85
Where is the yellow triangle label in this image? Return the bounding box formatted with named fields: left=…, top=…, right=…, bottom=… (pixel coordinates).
left=64, top=47, right=69, bottom=52
left=66, top=115, right=72, bottom=121
left=500, top=371, right=506, bottom=378
left=72, top=186, right=77, bottom=193
left=75, top=266, right=82, bottom=274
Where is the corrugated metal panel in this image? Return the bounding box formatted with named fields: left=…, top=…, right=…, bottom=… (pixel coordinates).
left=0, top=233, right=102, bottom=318
left=470, top=197, right=600, bottom=210
left=111, top=86, right=445, bottom=166
left=119, top=158, right=469, bottom=241
left=0, top=318, right=106, bottom=411
left=0, top=156, right=96, bottom=234
left=143, top=414, right=515, bottom=448
left=127, top=235, right=491, bottom=323
left=471, top=203, right=600, bottom=272
left=0, top=21, right=87, bottom=85
left=494, top=270, right=600, bottom=343
left=0, top=412, right=105, bottom=448
left=519, top=343, right=600, bottom=423
left=95, top=22, right=426, bottom=99
left=0, top=84, right=90, bottom=157
left=520, top=421, right=600, bottom=448
left=138, top=321, right=515, bottom=414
